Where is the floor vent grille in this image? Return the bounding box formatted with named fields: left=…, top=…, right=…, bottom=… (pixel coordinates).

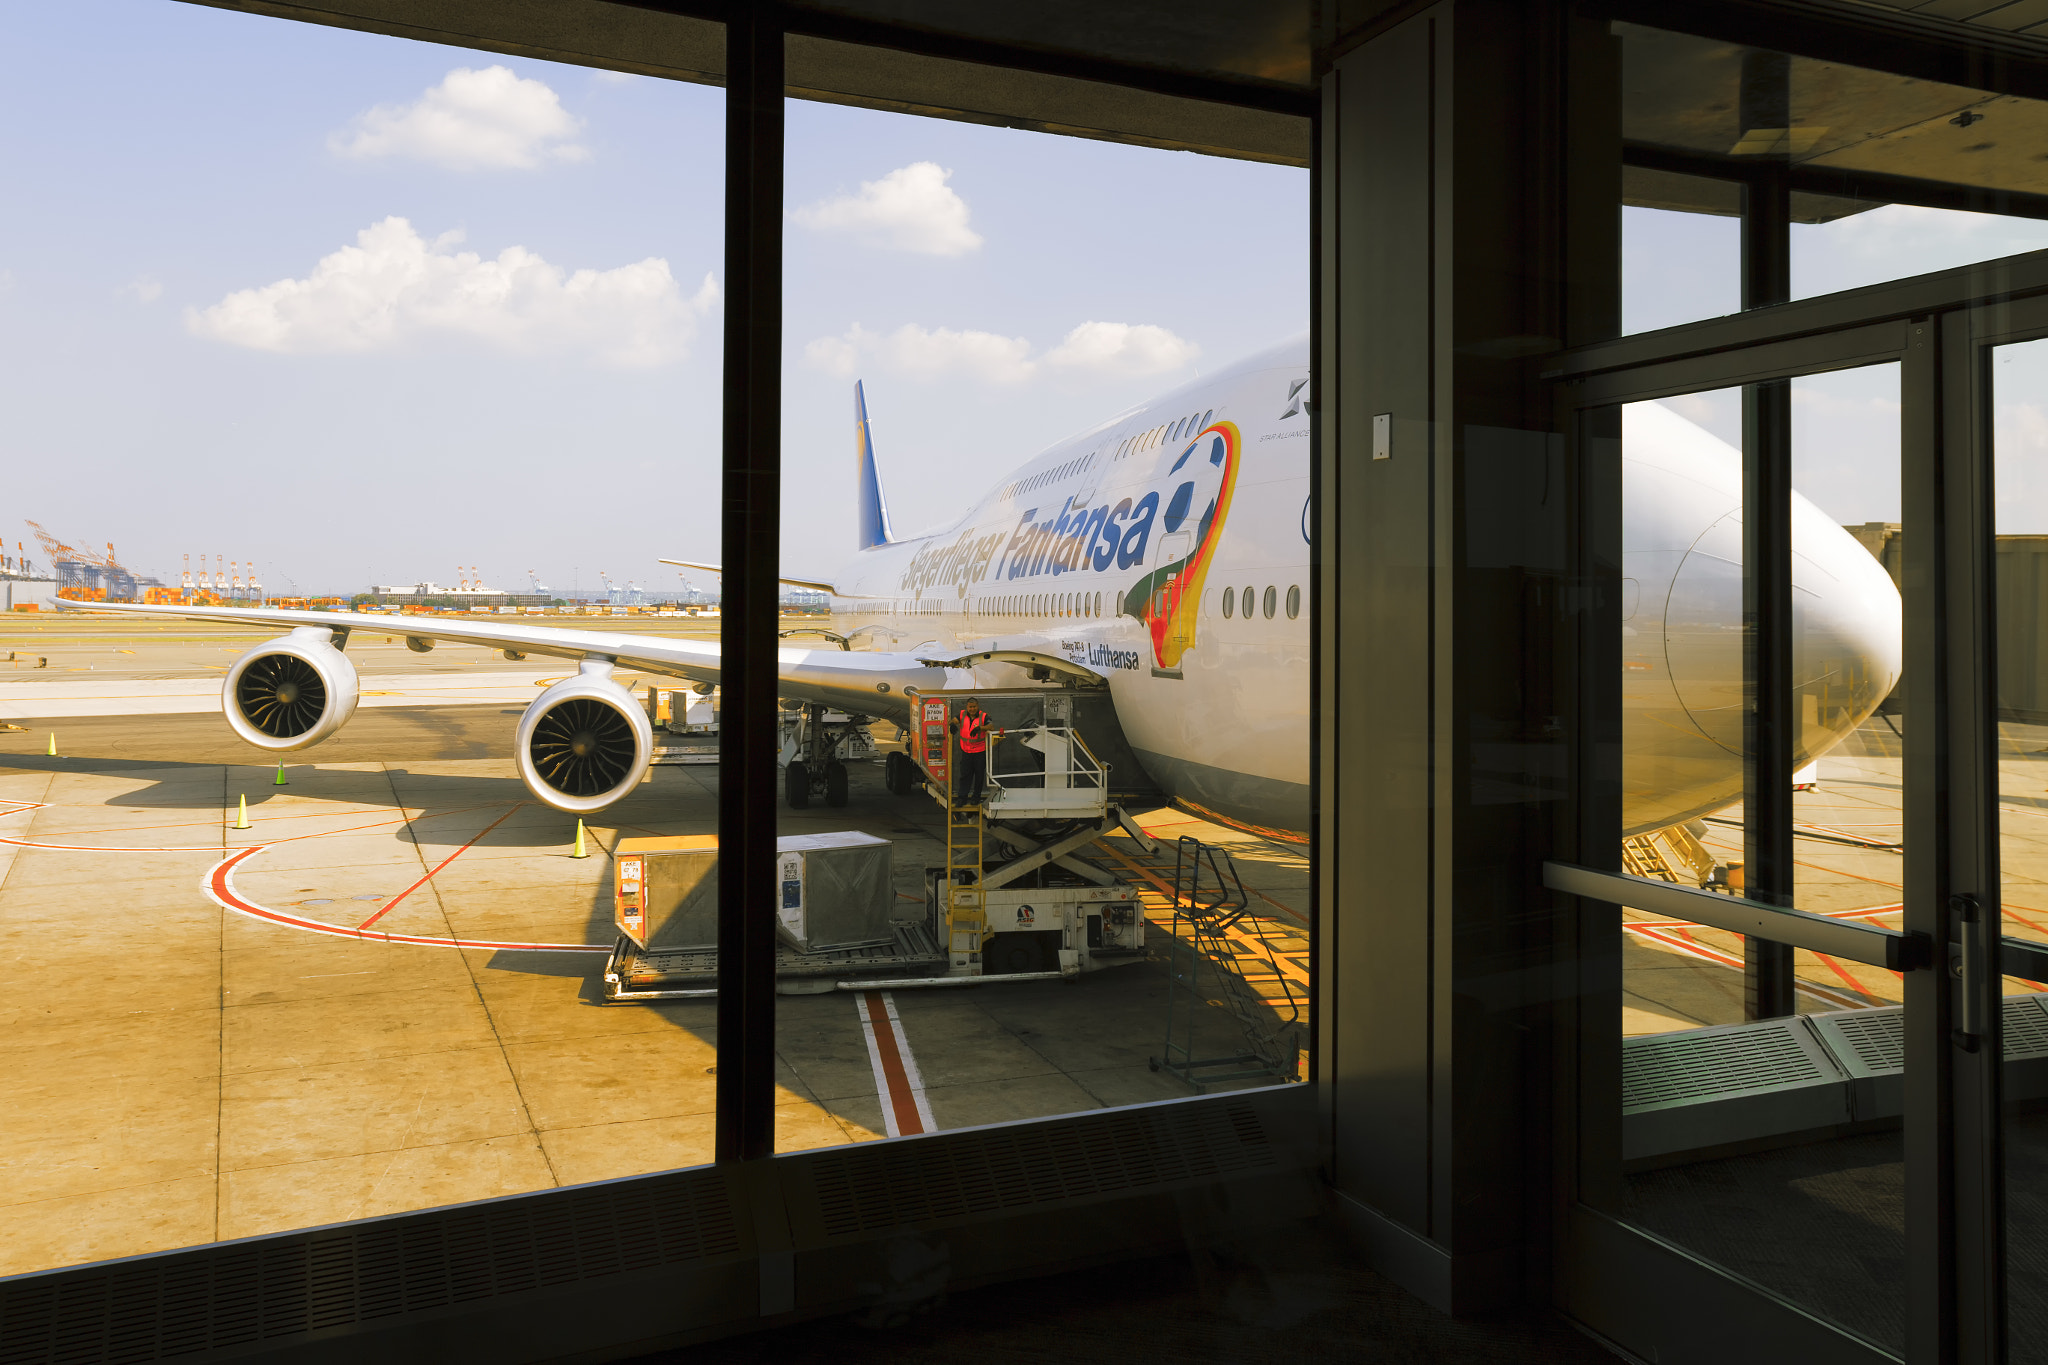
left=810, top=1100, right=1275, bottom=1240
left=1621, top=1019, right=1831, bottom=1109
left=0, top=1167, right=738, bottom=1365
left=2006, top=995, right=2048, bottom=1059
left=1818, top=1008, right=1905, bottom=1075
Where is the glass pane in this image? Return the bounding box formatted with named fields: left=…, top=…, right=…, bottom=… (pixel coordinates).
left=1623, top=190, right=1740, bottom=336
left=0, top=4, right=725, bottom=1272
left=1618, top=21, right=2048, bottom=323
left=1600, top=365, right=1908, bottom=1351
left=764, top=103, right=1312, bottom=1148
left=1992, top=335, right=2048, bottom=1362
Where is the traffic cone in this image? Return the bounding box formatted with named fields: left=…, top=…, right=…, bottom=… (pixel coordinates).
left=274, top=762, right=288, bottom=786
left=45, top=732, right=55, bottom=757
left=572, top=819, right=588, bottom=858
left=234, top=794, right=250, bottom=830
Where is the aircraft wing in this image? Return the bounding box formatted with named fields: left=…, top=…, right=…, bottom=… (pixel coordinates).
left=54, top=600, right=948, bottom=722
left=657, top=558, right=840, bottom=594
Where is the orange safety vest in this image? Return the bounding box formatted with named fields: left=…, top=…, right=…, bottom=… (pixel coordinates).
left=957, top=710, right=988, bottom=754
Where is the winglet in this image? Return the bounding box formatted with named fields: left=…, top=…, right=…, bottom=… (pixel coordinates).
left=855, top=380, right=894, bottom=552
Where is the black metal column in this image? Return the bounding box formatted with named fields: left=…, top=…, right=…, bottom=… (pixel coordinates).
left=1903, top=308, right=2006, bottom=1365
left=716, top=4, right=784, bottom=1164
left=1740, top=119, right=1796, bottom=1019
left=1319, top=0, right=1615, bottom=1314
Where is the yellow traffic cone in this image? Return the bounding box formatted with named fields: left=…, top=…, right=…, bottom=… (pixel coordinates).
left=234, top=794, right=250, bottom=830
left=572, top=819, right=588, bottom=858
left=46, top=732, right=55, bottom=757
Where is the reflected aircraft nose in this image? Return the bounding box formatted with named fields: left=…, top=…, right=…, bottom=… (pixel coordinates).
left=1664, top=497, right=1901, bottom=766
left=1619, top=401, right=1902, bottom=834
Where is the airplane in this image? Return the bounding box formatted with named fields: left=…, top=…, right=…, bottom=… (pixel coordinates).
left=59, top=336, right=1901, bottom=842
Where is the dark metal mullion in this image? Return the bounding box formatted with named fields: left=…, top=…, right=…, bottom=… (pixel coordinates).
left=1546, top=249, right=2048, bottom=385
left=716, top=5, right=784, bottom=1164
left=1742, top=163, right=1795, bottom=1020
left=1948, top=308, right=2007, bottom=1362
left=1902, top=310, right=2006, bottom=1363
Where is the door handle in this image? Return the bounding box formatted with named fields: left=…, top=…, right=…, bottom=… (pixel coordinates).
left=1952, top=893, right=1989, bottom=1051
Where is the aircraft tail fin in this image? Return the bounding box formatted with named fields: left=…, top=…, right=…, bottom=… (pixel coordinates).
left=855, top=380, right=894, bottom=552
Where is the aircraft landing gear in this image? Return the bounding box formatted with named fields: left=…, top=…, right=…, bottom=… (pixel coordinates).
left=884, top=750, right=918, bottom=797
left=779, top=703, right=873, bottom=809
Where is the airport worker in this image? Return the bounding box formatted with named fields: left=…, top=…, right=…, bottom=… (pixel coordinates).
left=953, top=698, right=990, bottom=805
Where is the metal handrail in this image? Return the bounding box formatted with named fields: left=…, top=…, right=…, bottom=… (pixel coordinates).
left=985, top=721, right=1106, bottom=791
left=1542, top=861, right=1932, bottom=971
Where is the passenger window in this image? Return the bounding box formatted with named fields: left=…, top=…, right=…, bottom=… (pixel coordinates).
left=1286, top=585, right=1300, bottom=619
left=1263, top=586, right=1277, bottom=619
left=1222, top=586, right=1235, bottom=618
left=1243, top=584, right=1254, bottom=613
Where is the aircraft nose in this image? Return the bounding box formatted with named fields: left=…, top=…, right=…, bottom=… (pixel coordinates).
left=1665, top=500, right=1902, bottom=762
left=1789, top=499, right=1902, bottom=760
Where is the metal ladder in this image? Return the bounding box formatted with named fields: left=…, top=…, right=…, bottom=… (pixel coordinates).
left=1622, top=833, right=1680, bottom=882
left=1151, top=835, right=1304, bottom=1092
left=943, top=789, right=987, bottom=975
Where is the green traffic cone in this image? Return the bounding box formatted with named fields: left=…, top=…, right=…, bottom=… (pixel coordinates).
left=274, top=762, right=288, bottom=787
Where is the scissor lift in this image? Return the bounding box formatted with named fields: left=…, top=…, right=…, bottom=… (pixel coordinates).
left=904, top=686, right=1152, bottom=978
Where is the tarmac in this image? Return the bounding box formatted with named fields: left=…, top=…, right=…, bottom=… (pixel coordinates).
left=0, top=616, right=1308, bottom=1278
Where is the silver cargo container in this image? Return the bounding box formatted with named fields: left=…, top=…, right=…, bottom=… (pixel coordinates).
left=775, top=831, right=894, bottom=952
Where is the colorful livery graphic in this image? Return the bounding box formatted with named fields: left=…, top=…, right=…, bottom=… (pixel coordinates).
left=1120, top=420, right=1239, bottom=670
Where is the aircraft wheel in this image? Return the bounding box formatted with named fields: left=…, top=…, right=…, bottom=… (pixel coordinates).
left=884, top=751, right=913, bottom=796
left=825, top=761, right=849, bottom=807
left=786, top=761, right=810, bottom=809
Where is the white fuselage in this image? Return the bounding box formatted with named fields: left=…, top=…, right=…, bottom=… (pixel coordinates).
left=813, top=338, right=1901, bottom=840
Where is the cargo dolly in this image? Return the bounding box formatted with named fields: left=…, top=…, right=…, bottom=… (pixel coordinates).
left=600, top=832, right=946, bottom=1002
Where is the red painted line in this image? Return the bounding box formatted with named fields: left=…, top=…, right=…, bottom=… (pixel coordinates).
left=1815, top=952, right=1884, bottom=1005
left=862, top=990, right=926, bottom=1137
left=204, top=844, right=609, bottom=953
left=1626, top=923, right=1865, bottom=1010
left=358, top=803, right=525, bottom=930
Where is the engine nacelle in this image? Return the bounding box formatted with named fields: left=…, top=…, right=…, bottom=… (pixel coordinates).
left=515, top=660, right=653, bottom=813
left=223, top=627, right=361, bottom=751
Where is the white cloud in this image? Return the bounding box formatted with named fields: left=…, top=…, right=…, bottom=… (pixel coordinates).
left=186, top=217, right=714, bottom=367
left=792, top=162, right=982, bottom=257
left=1043, top=321, right=1199, bottom=377
left=807, top=322, right=1033, bottom=383
left=1794, top=204, right=2048, bottom=297
left=806, top=318, right=1196, bottom=386
left=119, top=276, right=162, bottom=304
left=329, top=66, right=587, bottom=170
left=593, top=70, right=638, bottom=85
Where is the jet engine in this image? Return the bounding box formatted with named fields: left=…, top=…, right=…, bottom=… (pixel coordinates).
left=222, top=626, right=361, bottom=751
left=514, top=661, right=653, bottom=813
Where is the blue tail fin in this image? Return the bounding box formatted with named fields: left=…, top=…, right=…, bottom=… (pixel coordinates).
left=855, top=380, right=894, bottom=551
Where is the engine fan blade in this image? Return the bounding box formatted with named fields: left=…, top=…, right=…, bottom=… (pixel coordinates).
left=530, top=697, right=638, bottom=797
left=236, top=654, right=328, bottom=738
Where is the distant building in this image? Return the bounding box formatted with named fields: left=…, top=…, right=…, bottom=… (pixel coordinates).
left=366, top=579, right=550, bottom=609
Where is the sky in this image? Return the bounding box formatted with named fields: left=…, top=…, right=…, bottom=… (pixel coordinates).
left=9, top=6, right=2048, bottom=597
left=1624, top=200, right=2048, bottom=533
left=0, top=0, right=1307, bottom=597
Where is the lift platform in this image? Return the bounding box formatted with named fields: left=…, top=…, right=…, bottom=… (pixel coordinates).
left=904, top=685, right=1152, bottom=979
